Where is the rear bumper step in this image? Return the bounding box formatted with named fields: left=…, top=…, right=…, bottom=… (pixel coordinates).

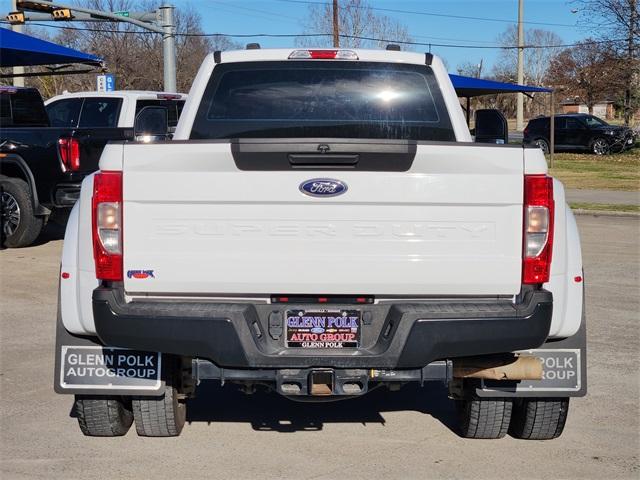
left=93, top=287, right=552, bottom=369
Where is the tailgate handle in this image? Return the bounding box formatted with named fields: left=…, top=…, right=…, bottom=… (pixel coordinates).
left=288, top=153, right=359, bottom=169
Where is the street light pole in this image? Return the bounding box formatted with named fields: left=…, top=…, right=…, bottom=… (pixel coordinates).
left=160, top=4, right=177, bottom=92
left=11, top=0, right=24, bottom=87
left=516, top=0, right=525, bottom=131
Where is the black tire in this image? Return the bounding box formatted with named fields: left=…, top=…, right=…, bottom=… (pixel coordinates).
left=456, top=398, right=513, bottom=439
left=590, top=137, right=610, bottom=155
left=132, top=384, right=186, bottom=437
left=74, top=395, right=134, bottom=437
left=534, top=138, right=550, bottom=154
left=1, top=176, right=44, bottom=248
left=509, top=398, right=570, bottom=440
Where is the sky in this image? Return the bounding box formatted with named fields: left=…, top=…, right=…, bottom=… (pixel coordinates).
left=0, top=0, right=597, bottom=73
left=170, top=0, right=592, bottom=71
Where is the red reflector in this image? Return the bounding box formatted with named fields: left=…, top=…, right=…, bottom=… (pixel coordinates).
left=279, top=297, right=289, bottom=303
left=356, top=297, right=366, bottom=303
left=574, top=276, right=583, bottom=283
left=58, top=137, right=80, bottom=171
left=523, top=175, right=554, bottom=284
left=92, top=171, right=123, bottom=281
left=318, top=297, right=328, bottom=303
left=309, top=50, right=337, bottom=59
left=61, top=272, right=70, bottom=279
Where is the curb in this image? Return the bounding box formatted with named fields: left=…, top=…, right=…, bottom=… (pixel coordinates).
left=572, top=208, right=640, bottom=217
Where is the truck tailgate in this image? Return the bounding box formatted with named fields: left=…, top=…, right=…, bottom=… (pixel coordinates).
left=121, top=142, right=524, bottom=296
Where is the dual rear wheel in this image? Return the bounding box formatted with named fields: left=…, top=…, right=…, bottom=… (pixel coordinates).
left=74, top=361, right=187, bottom=437
left=456, top=396, right=570, bottom=440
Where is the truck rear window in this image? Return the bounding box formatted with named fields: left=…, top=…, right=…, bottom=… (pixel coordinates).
left=0, top=89, right=49, bottom=127
left=191, top=61, right=455, bottom=141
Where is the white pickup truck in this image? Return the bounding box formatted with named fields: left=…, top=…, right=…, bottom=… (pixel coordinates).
left=45, top=90, right=186, bottom=130
left=54, top=47, right=586, bottom=440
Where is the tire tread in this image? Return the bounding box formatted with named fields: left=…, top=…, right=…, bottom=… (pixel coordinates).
left=132, top=386, right=185, bottom=437
left=74, top=396, right=133, bottom=437
left=457, top=398, right=512, bottom=439
left=510, top=398, right=569, bottom=440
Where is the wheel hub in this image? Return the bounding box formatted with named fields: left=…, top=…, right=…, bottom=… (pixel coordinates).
left=1, top=191, right=20, bottom=237
left=593, top=139, right=608, bottom=155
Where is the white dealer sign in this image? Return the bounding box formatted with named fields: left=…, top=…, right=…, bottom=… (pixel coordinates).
left=59, top=346, right=161, bottom=390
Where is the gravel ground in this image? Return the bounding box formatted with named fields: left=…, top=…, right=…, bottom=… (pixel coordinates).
left=0, top=215, right=638, bottom=480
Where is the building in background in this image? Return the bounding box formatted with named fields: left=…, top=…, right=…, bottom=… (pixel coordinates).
left=560, top=98, right=615, bottom=119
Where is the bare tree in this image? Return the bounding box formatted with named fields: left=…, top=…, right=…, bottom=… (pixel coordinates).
left=573, top=0, right=639, bottom=124
left=546, top=39, right=622, bottom=114
left=297, top=0, right=412, bottom=49
left=456, top=60, right=484, bottom=78
left=491, top=26, right=563, bottom=118
left=493, top=26, right=563, bottom=85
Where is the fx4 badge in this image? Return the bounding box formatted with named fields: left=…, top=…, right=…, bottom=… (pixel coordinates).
left=299, top=178, right=347, bottom=197
left=127, top=270, right=155, bottom=279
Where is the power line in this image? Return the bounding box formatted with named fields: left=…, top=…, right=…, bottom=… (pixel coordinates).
left=206, top=1, right=301, bottom=23
left=1, top=21, right=626, bottom=50
left=274, top=0, right=582, bottom=28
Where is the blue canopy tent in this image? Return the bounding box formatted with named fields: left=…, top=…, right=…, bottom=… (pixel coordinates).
left=0, top=28, right=102, bottom=77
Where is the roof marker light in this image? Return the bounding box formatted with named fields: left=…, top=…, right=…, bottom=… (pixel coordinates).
left=288, top=49, right=359, bottom=60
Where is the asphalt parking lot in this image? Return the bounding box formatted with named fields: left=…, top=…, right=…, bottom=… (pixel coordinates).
left=0, top=214, right=638, bottom=480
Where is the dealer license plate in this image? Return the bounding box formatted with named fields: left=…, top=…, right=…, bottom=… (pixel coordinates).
left=285, top=309, right=361, bottom=348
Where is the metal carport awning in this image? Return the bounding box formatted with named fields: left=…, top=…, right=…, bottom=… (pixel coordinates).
left=0, top=27, right=103, bottom=77
left=449, top=73, right=556, bottom=165
left=449, top=74, right=552, bottom=98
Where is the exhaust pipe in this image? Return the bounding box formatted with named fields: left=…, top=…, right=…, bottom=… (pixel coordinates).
left=452, top=355, right=543, bottom=381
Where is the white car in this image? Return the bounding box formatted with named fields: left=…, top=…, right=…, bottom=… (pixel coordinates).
left=54, top=48, right=586, bottom=440
left=45, top=90, right=186, bottom=130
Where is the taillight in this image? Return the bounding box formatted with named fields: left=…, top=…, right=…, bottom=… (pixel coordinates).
left=523, top=175, right=554, bottom=284
left=58, top=137, right=80, bottom=171
left=92, top=171, right=123, bottom=281
left=288, top=49, right=359, bottom=60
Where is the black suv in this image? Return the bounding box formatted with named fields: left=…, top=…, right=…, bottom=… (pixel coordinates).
left=524, top=113, right=635, bottom=155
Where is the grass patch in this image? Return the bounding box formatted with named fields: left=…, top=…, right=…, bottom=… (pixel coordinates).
left=569, top=202, right=640, bottom=213
left=548, top=149, right=640, bottom=190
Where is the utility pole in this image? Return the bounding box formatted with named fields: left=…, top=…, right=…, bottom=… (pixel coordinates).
left=516, top=0, right=525, bottom=131
left=11, top=0, right=24, bottom=87
left=159, top=4, right=177, bottom=93
left=624, top=0, right=637, bottom=125
left=332, top=0, right=339, bottom=48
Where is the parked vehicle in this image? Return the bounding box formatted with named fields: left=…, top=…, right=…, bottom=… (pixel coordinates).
left=0, top=88, right=186, bottom=248
left=55, top=48, right=586, bottom=440
left=45, top=90, right=186, bottom=131
left=523, top=113, right=635, bottom=155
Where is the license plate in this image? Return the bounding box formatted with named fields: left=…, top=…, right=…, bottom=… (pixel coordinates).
left=59, top=346, right=161, bottom=390
left=285, top=309, right=361, bottom=348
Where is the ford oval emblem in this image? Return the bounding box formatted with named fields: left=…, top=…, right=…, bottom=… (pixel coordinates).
left=299, top=178, right=348, bottom=197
